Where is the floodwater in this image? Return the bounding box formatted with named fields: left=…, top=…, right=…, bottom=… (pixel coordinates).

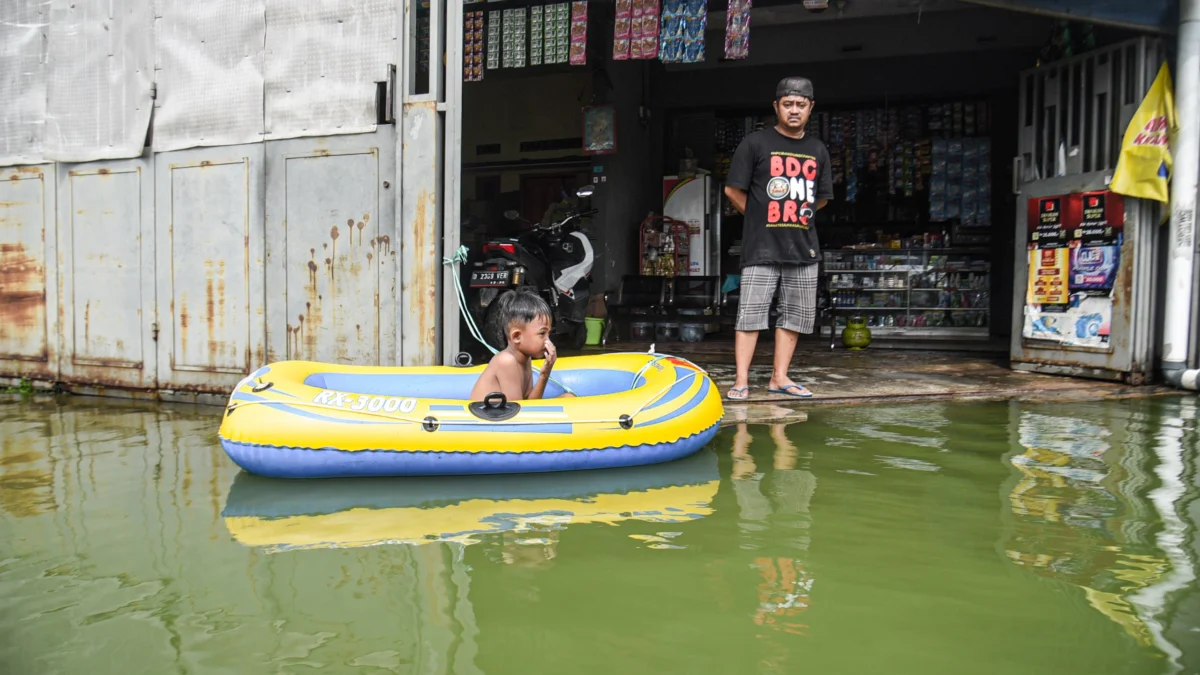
left=2, top=395, right=1199, bottom=675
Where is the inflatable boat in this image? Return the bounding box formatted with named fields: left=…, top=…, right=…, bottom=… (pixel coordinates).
left=218, top=352, right=723, bottom=478
left=221, top=448, right=719, bottom=551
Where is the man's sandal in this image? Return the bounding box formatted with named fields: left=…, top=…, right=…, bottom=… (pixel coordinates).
left=726, top=386, right=750, bottom=401
left=768, top=383, right=813, bottom=399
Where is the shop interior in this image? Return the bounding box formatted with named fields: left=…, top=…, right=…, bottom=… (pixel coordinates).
left=453, top=0, right=1140, bottom=357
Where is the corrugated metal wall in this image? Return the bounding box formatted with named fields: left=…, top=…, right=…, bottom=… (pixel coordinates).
left=0, top=0, right=403, bottom=397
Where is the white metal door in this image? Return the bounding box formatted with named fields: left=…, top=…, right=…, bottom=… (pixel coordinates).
left=155, top=144, right=267, bottom=393
left=56, top=157, right=157, bottom=390
left=0, top=164, right=58, bottom=383
left=264, top=130, right=397, bottom=366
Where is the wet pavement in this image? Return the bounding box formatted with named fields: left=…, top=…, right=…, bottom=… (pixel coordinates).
left=591, top=341, right=1179, bottom=408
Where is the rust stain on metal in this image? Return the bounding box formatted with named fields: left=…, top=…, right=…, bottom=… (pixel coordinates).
left=375, top=235, right=391, bottom=255
left=411, top=189, right=437, bottom=344
left=179, top=295, right=189, bottom=359
left=0, top=243, right=47, bottom=352
left=217, top=261, right=227, bottom=329
left=98, top=168, right=110, bottom=176
left=200, top=160, right=212, bottom=168
left=205, top=260, right=222, bottom=367
left=83, top=301, right=91, bottom=347
left=366, top=251, right=373, bottom=263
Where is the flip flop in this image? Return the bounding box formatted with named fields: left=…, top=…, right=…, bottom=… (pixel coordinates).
left=726, top=386, right=750, bottom=401
left=768, top=384, right=813, bottom=399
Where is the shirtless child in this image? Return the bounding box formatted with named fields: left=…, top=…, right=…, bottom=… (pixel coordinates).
left=470, top=290, right=574, bottom=402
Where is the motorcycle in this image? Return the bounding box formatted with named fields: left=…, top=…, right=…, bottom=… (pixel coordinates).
left=465, top=185, right=598, bottom=354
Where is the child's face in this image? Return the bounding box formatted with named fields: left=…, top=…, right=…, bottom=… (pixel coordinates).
left=511, top=314, right=552, bottom=358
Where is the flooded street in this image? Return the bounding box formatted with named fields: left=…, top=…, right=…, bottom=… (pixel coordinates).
left=2, top=395, right=1199, bottom=674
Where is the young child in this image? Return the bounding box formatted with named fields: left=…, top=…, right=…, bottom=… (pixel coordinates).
left=470, top=290, right=571, bottom=402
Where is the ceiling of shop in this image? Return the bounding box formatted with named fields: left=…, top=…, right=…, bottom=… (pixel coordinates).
left=707, top=0, right=967, bottom=28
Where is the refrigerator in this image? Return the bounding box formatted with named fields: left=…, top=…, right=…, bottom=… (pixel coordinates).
left=663, top=175, right=720, bottom=277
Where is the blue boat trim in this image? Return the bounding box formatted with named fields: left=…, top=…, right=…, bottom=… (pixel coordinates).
left=438, top=422, right=573, bottom=434
left=220, top=422, right=720, bottom=478
left=305, top=368, right=647, bottom=400
left=639, top=376, right=711, bottom=427
left=641, top=366, right=695, bottom=414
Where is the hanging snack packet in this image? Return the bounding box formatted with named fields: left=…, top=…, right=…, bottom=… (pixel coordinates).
left=557, top=4, right=571, bottom=64
left=640, top=0, right=660, bottom=59
left=630, top=0, right=645, bottom=58
left=487, top=10, right=501, bottom=70
left=613, top=0, right=632, bottom=60
left=570, top=1, right=588, bottom=65
left=724, top=0, right=751, bottom=60
left=682, top=0, right=706, bottom=63
left=531, top=5, right=544, bottom=65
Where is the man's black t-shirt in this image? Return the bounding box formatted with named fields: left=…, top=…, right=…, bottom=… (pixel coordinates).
left=726, top=128, right=834, bottom=268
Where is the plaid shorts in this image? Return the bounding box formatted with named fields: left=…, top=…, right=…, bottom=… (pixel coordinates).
left=735, top=263, right=819, bottom=333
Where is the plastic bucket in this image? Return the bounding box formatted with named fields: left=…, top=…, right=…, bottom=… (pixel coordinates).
left=630, top=321, right=654, bottom=341
left=655, top=322, right=680, bottom=341
left=585, top=317, right=604, bottom=345
left=680, top=323, right=705, bottom=343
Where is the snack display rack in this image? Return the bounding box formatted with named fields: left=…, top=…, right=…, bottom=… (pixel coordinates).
left=822, top=248, right=991, bottom=337
left=639, top=215, right=691, bottom=277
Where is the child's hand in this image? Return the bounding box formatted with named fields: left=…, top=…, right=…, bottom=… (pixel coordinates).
left=540, top=339, right=558, bottom=374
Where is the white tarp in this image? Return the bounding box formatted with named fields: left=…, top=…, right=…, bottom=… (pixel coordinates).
left=153, top=0, right=266, bottom=152
left=0, top=1, right=50, bottom=166
left=43, top=0, right=153, bottom=162
left=264, top=0, right=396, bottom=141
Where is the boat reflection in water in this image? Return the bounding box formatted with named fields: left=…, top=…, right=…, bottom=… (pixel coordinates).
left=221, top=449, right=721, bottom=553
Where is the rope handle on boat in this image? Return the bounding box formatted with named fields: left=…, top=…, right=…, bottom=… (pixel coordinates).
left=443, top=245, right=576, bottom=396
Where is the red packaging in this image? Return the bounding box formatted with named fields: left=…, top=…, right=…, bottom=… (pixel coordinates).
left=638, top=0, right=659, bottom=59
left=613, top=0, right=632, bottom=60
left=570, top=1, right=588, bottom=65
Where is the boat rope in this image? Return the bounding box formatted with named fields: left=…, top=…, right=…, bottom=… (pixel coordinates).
left=442, top=245, right=576, bottom=396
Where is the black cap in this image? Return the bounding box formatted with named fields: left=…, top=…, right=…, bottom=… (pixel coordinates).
left=775, top=77, right=815, bottom=101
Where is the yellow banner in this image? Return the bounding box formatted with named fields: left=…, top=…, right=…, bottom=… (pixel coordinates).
left=1110, top=62, right=1176, bottom=204
left=1028, top=248, right=1069, bottom=305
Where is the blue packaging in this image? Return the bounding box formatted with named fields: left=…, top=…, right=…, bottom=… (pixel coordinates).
left=1070, top=245, right=1119, bottom=290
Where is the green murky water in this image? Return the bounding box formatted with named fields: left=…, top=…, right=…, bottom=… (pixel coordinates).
left=2, top=395, right=1199, bottom=674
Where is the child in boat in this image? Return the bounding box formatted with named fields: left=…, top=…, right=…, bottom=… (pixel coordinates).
left=470, top=290, right=574, bottom=401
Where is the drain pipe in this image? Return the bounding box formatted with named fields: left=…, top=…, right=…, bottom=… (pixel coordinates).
left=1163, top=0, right=1200, bottom=390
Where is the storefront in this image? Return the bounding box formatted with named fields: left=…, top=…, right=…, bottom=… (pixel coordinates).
left=429, top=0, right=1189, bottom=383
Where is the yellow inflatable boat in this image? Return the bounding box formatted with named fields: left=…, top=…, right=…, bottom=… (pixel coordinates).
left=218, top=352, right=723, bottom=478
left=221, top=447, right=720, bottom=551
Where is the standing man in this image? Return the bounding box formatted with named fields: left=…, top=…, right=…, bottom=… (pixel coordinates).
left=723, top=77, right=833, bottom=400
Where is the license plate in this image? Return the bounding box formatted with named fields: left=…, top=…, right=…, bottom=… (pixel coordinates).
left=470, top=270, right=510, bottom=288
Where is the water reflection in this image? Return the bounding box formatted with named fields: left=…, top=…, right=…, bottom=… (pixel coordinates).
left=1001, top=400, right=1196, bottom=668
left=222, top=449, right=720, bottom=553
left=3, top=396, right=1200, bottom=675
left=726, top=408, right=815, bottom=640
